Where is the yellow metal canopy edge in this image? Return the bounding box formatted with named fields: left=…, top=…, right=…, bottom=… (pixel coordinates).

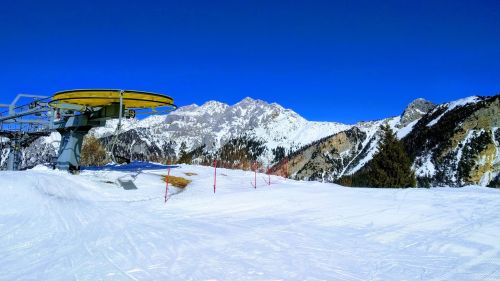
left=50, top=89, right=175, bottom=109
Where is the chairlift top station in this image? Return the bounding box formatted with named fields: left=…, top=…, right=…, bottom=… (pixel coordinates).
left=0, top=90, right=176, bottom=172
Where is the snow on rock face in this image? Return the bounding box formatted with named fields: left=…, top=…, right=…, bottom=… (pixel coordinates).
left=414, top=153, right=436, bottom=177
left=427, top=96, right=481, bottom=127
left=408, top=95, right=499, bottom=186
left=397, top=119, right=418, bottom=139
left=1, top=165, right=500, bottom=280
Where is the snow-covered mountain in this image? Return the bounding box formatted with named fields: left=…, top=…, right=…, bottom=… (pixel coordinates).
left=89, top=97, right=351, bottom=162
left=3, top=95, right=499, bottom=187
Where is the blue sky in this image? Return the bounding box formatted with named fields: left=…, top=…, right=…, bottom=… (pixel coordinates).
left=0, top=0, right=498, bottom=123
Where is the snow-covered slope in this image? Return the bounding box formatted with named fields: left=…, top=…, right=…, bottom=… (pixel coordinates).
left=426, top=96, right=481, bottom=127
left=1, top=165, right=500, bottom=280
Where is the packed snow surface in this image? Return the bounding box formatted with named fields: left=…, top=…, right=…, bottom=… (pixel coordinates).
left=1, top=165, right=500, bottom=280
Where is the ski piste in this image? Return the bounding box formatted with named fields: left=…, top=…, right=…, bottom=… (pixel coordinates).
left=1, top=163, right=499, bottom=280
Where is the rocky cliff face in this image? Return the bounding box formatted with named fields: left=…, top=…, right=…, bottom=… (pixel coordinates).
left=404, top=96, right=499, bottom=187
left=273, top=127, right=368, bottom=182
left=399, top=98, right=436, bottom=128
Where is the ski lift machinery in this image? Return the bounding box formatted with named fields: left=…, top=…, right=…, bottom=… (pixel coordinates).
left=0, top=89, right=176, bottom=172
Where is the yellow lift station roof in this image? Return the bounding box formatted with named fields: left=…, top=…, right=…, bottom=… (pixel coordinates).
left=50, top=89, right=175, bottom=109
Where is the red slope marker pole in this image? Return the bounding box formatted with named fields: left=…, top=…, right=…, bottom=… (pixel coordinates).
left=213, top=159, right=217, bottom=193
left=164, top=165, right=171, bottom=203
left=254, top=162, right=257, bottom=189
left=284, top=158, right=288, bottom=181
left=287, top=158, right=289, bottom=179
left=267, top=164, right=270, bottom=186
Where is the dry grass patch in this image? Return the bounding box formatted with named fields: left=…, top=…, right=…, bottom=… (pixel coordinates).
left=184, top=172, right=198, bottom=176
left=163, top=175, right=192, bottom=188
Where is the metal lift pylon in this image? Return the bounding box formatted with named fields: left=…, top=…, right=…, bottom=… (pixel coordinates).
left=1, top=89, right=176, bottom=172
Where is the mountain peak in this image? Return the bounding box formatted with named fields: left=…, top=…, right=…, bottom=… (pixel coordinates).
left=241, top=96, right=255, bottom=103
left=234, top=96, right=264, bottom=106
left=399, top=98, right=436, bottom=127
left=201, top=100, right=228, bottom=108
left=405, top=98, right=435, bottom=109
left=195, top=100, right=229, bottom=116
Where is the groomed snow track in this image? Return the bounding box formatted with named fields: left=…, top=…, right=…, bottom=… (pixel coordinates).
left=1, top=165, right=500, bottom=280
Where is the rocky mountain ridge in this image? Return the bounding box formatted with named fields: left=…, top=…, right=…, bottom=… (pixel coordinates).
left=274, top=95, right=499, bottom=187
left=90, top=97, right=352, bottom=162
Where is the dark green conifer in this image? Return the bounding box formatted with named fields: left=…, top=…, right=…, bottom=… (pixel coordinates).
left=367, top=124, right=416, bottom=187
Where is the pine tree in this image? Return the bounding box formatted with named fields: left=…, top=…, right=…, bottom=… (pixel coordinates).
left=178, top=142, right=188, bottom=163
left=272, top=146, right=286, bottom=163
left=367, top=124, right=416, bottom=187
